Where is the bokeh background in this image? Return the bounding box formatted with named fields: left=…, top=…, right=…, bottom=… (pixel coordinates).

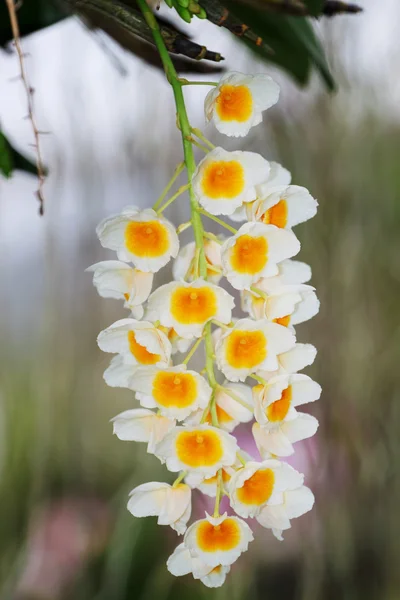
left=1, top=0, right=400, bottom=598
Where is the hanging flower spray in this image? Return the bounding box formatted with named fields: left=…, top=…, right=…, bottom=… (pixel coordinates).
left=88, top=1, right=321, bottom=588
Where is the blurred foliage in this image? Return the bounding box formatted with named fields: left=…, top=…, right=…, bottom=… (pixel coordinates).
left=0, top=0, right=364, bottom=179
left=1, top=84, right=400, bottom=598
left=0, top=0, right=66, bottom=46
left=0, top=129, right=38, bottom=178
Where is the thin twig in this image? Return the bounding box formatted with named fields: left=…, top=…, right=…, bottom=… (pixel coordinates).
left=5, top=0, right=46, bottom=214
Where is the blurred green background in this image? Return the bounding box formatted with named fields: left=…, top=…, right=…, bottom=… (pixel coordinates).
left=1, top=2, right=400, bottom=599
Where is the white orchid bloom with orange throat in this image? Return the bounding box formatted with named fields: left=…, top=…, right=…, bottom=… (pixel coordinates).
left=192, top=147, right=270, bottom=216
left=205, top=72, right=280, bottom=137
left=96, top=206, right=179, bottom=272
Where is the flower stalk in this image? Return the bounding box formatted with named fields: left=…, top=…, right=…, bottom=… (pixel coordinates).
left=90, top=11, right=322, bottom=586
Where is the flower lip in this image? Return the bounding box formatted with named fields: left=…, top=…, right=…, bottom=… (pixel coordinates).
left=155, top=424, right=239, bottom=476
left=216, top=318, right=296, bottom=382
left=146, top=279, right=234, bottom=339
left=184, top=512, right=254, bottom=567
left=221, top=221, right=301, bottom=290
left=205, top=72, right=280, bottom=138
left=192, top=147, right=270, bottom=216
left=96, top=207, right=179, bottom=272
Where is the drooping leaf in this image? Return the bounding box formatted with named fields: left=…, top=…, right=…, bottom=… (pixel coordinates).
left=285, top=16, right=335, bottom=89
left=0, top=131, right=13, bottom=178
left=0, top=130, right=39, bottom=178
left=222, top=0, right=335, bottom=89
left=303, top=0, right=325, bottom=16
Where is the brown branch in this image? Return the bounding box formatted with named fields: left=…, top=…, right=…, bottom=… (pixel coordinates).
left=5, top=0, right=46, bottom=215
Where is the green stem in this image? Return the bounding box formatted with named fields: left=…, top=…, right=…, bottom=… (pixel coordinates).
left=218, top=385, right=253, bottom=411
left=250, top=285, right=268, bottom=299
left=182, top=336, right=203, bottom=365
left=191, top=127, right=215, bottom=150
left=198, top=209, right=238, bottom=234
left=203, top=231, right=222, bottom=244
left=186, top=136, right=209, bottom=154
left=172, top=471, right=187, bottom=487
left=176, top=220, right=191, bottom=234
left=251, top=374, right=268, bottom=386
left=179, top=79, right=218, bottom=86
left=236, top=452, right=247, bottom=466
left=211, top=319, right=232, bottom=331
left=157, top=183, right=190, bottom=214
left=138, top=0, right=217, bottom=390
left=213, top=469, right=223, bottom=517
left=153, top=161, right=184, bottom=210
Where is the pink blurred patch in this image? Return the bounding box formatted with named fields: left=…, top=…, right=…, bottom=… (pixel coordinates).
left=15, top=497, right=111, bottom=599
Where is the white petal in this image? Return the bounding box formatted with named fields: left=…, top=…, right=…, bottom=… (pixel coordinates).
left=86, top=260, right=134, bottom=299
left=291, top=290, right=320, bottom=325
left=278, top=343, right=317, bottom=373
left=278, top=259, right=311, bottom=284
left=127, top=482, right=170, bottom=517
left=200, top=565, right=230, bottom=588
left=282, top=413, right=319, bottom=443
left=167, top=544, right=193, bottom=576
left=256, top=504, right=291, bottom=531
left=252, top=422, right=294, bottom=457
left=111, top=409, right=155, bottom=442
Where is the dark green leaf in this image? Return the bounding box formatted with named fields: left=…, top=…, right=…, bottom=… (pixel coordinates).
left=0, top=130, right=39, bottom=178
left=303, top=0, right=325, bottom=16
left=0, top=131, right=13, bottom=178
left=223, top=1, right=335, bottom=89
left=0, top=0, right=67, bottom=47
left=285, top=16, right=335, bottom=89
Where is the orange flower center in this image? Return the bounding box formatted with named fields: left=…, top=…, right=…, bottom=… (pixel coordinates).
left=196, top=518, right=241, bottom=552
left=125, top=220, right=169, bottom=257
left=273, top=315, right=291, bottom=327
left=175, top=429, right=223, bottom=467
left=201, top=160, right=245, bottom=199
left=225, top=330, right=267, bottom=369
left=230, top=234, right=268, bottom=274
left=170, top=286, right=217, bottom=325
left=128, top=331, right=160, bottom=365
left=152, top=371, right=198, bottom=408
left=262, top=199, right=288, bottom=228
left=267, top=385, right=292, bottom=422
left=236, top=468, right=275, bottom=505
left=215, top=84, right=253, bottom=122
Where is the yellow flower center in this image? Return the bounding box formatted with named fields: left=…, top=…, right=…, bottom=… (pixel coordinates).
left=236, top=468, right=275, bottom=505
left=152, top=371, right=198, bottom=408
left=215, top=84, right=253, bottom=122
left=230, top=234, right=268, bottom=274
left=128, top=331, right=160, bottom=365
left=225, top=330, right=267, bottom=369
left=170, top=286, right=217, bottom=325
left=196, top=518, right=241, bottom=552
left=262, top=199, right=288, bottom=228
left=201, top=160, right=245, bottom=199
left=266, top=385, right=292, bottom=422
left=125, top=220, right=169, bottom=257
left=273, top=315, right=291, bottom=327
left=175, top=429, right=223, bottom=467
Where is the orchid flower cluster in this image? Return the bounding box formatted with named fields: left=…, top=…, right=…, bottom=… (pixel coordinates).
left=89, top=69, right=321, bottom=588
